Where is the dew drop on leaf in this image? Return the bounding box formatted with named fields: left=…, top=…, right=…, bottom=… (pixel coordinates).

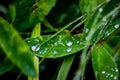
left=102, top=70, right=106, bottom=74
left=66, top=48, right=72, bottom=52
left=53, top=50, right=57, bottom=55
left=99, top=8, right=103, bottom=12
left=115, top=68, right=119, bottom=72
left=85, top=36, right=89, bottom=41
left=77, top=41, right=80, bottom=44
left=114, top=76, right=117, bottom=80
left=106, top=73, right=110, bottom=78
left=85, top=28, right=89, bottom=33
left=114, top=24, right=119, bottom=29
left=31, top=44, right=40, bottom=51
left=110, top=74, right=114, bottom=77
left=66, top=41, right=73, bottom=46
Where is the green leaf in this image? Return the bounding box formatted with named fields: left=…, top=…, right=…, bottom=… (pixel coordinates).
left=26, top=31, right=87, bottom=58
left=13, top=0, right=57, bottom=31
left=82, top=0, right=120, bottom=44
left=91, top=44, right=119, bottom=80
left=57, top=55, right=75, bottom=80
left=0, top=17, right=36, bottom=77
left=7, top=4, right=16, bottom=23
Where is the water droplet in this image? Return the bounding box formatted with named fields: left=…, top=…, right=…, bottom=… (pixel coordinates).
left=53, top=50, right=57, bottom=55
left=31, top=44, right=40, bottom=51
left=114, top=76, right=117, bottom=80
left=110, top=74, right=113, bottom=77
left=102, top=70, right=106, bottom=74
left=103, top=17, right=107, bottom=22
left=34, top=39, right=39, bottom=42
left=101, top=17, right=108, bottom=26
left=85, top=36, right=89, bottom=41
left=39, top=51, right=44, bottom=54
left=59, top=35, right=62, bottom=38
left=85, top=28, right=89, bottom=33
left=54, top=42, right=58, bottom=46
left=99, top=8, right=103, bottom=12
left=105, top=30, right=109, bottom=36
left=106, top=73, right=110, bottom=78
left=66, top=41, right=73, bottom=46
left=115, top=68, right=119, bottom=72
left=66, top=48, right=72, bottom=52
left=77, top=41, right=80, bottom=44
left=114, top=24, right=119, bottom=29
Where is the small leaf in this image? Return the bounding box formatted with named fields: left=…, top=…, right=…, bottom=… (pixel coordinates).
left=57, top=55, right=75, bottom=80
left=0, top=17, right=36, bottom=77
left=7, top=4, right=16, bottom=23
left=91, top=44, right=119, bottom=80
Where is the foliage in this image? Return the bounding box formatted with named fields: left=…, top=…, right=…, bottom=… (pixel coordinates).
left=0, top=0, right=120, bottom=80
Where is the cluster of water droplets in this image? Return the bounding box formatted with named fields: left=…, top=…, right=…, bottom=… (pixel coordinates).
left=101, top=67, right=119, bottom=80
left=38, top=47, right=48, bottom=55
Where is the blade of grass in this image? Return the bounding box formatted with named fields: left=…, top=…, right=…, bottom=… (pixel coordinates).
left=57, top=54, right=75, bottom=80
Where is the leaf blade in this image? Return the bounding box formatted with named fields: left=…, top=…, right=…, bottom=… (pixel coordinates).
left=0, top=17, right=36, bottom=77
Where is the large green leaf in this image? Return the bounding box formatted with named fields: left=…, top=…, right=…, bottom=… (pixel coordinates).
left=13, top=0, right=57, bottom=31
left=91, top=44, right=119, bottom=80
left=26, top=31, right=87, bottom=58
left=0, top=17, right=36, bottom=77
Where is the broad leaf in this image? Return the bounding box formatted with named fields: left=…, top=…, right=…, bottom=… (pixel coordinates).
left=26, top=31, right=88, bottom=58
left=0, top=17, right=36, bottom=77
left=91, top=44, right=119, bottom=80
left=13, top=0, right=57, bottom=31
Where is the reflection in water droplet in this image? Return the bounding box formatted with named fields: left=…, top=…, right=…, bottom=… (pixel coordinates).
left=66, top=41, right=73, bottom=46
left=102, top=70, right=106, bottom=74
left=31, top=44, right=40, bottom=51
left=114, top=24, right=119, bottom=29
left=99, top=8, right=103, bottom=12
left=66, top=48, right=72, bottom=52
